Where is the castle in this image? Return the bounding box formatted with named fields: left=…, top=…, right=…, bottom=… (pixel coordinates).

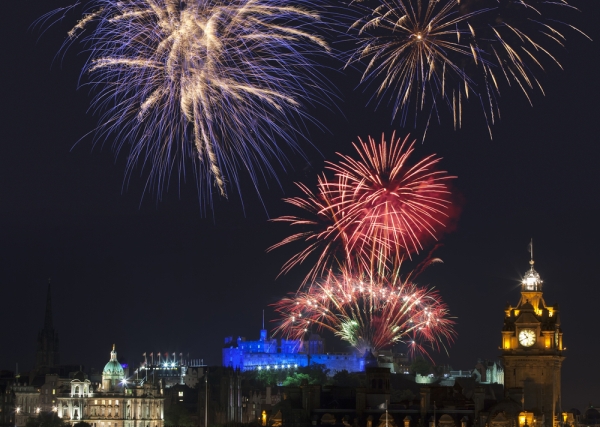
left=222, top=330, right=367, bottom=373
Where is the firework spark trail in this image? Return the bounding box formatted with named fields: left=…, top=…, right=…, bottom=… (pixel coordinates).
left=347, top=0, right=590, bottom=136
left=269, top=133, right=456, bottom=284
left=52, top=0, right=333, bottom=204
left=329, top=133, right=454, bottom=270
left=273, top=268, right=456, bottom=356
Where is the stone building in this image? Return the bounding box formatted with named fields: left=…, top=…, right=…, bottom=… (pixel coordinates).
left=55, top=345, right=165, bottom=427
left=223, top=329, right=364, bottom=373
left=500, top=254, right=565, bottom=427
left=32, top=282, right=60, bottom=382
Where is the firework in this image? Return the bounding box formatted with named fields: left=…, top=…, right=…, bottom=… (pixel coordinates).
left=273, top=268, right=455, bottom=355
left=270, top=133, right=456, bottom=283
left=347, top=0, right=589, bottom=136
left=49, top=0, right=332, bottom=203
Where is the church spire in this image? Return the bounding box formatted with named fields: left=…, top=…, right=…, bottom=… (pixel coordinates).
left=34, top=279, right=60, bottom=376
left=44, top=279, right=54, bottom=330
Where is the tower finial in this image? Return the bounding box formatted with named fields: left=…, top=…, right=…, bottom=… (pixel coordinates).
left=262, top=309, right=265, bottom=330
left=113, top=343, right=115, bottom=351
left=528, top=238, right=534, bottom=266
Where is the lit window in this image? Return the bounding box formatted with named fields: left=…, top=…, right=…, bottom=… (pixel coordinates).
left=102, top=400, right=106, bottom=405
left=95, top=400, right=98, bottom=405
left=53, top=390, right=55, bottom=395
left=178, top=392, right=183, bottom=397
left=115, top=401, right=119, bottom=405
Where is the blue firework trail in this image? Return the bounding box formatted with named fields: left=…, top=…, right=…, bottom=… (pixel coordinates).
left=46, top=0, right=334, bottom=206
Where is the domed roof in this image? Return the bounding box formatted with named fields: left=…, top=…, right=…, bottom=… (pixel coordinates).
left=584, top=407, right=600, bottom=421
left=73, top=371, right=86, bottom=382
left=522, top=261, right=542, bottom=291
left=103, top=344, right=125, bottom=378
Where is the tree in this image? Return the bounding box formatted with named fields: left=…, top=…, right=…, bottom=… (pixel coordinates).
left=410, top=357, right=431, bottom=376
left=282, top=373, right=312, bottom=386
left=26, top=413, right=69, bottom=427
left=164, top=404, right=194, bottom=427
left=282, top=364, right=330, bottom=386
left=331, top=370, right=362, bottom=388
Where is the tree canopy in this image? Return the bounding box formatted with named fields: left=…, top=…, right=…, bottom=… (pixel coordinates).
left=26, top=413, right=70, bottom=427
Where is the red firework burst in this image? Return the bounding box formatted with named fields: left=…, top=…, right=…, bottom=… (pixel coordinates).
left=272, top=268, right=455, bottom=356
left=270, top=132, right=457, bottom=283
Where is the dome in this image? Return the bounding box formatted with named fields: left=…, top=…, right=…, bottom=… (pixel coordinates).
left=522, top=261, right=542, bottom=291
left=73, top=371, right=86, bottom=382
left=103, top=345, right=125, bottom=378
left=584, top=407, right=600, bottom=422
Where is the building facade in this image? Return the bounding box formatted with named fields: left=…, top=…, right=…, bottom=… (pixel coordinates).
left=223, top=330, right=365, bottom=373
left=500, top=256, right=565, bottom=427
left=56, top=345, right=165, bottom=427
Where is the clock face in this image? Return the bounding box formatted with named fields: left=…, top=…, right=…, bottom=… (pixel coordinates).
left=519, top=329, right=536, bottom=347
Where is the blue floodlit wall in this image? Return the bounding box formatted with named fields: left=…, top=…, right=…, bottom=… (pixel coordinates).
left=223, top=330, right=365, bottom=373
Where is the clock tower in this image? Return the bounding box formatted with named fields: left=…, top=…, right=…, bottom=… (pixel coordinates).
left=500, top=252, right=564, bottom=427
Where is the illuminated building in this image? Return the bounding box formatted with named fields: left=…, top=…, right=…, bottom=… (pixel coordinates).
left=54, top=345, right=165, bottom=427
left=137, top=355, right=205, bottom=388
left=223, top=329, right=365, bottom=373
left=496, top=252, right=564, bottom=427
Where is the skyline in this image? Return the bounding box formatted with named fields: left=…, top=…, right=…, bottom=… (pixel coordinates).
left=1, top=0, right=599, bottom=413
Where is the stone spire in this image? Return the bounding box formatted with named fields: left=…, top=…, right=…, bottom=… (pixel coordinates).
left=34, top=280, right=60, bottom=374
left=44, top=279, right=54, bottom=330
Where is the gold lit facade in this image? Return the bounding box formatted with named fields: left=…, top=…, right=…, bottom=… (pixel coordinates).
left=500, top=255, right=564, bottom=427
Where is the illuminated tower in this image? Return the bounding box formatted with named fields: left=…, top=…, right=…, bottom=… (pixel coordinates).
left=500, top=250, right=564, bottom=427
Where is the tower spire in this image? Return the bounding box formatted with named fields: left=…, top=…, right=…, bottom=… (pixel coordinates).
left=528, top=238, right=534, bottom=266
left=34, top=278, right=60, bottom=376
left=44, top=278, right=54, bottom=330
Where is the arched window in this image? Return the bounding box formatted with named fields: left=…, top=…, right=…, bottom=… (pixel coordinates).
left=75, top=386, right=80, bottom=395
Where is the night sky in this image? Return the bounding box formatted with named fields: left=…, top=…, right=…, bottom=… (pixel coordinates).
left=2, top=0, right=599, bottom=412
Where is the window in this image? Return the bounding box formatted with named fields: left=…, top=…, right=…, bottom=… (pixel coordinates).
left=95, top=400, right=98, bottom=405
left=102, top=400, right=106, bottom=405
left=178, top=392, right=183, bottom=397
left=53, top=390, right=55, bottom=395
left=115, top=401, right=119, bottom=405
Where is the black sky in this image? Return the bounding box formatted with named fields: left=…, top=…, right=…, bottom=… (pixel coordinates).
left=1, top=0, right=599, bottom=412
